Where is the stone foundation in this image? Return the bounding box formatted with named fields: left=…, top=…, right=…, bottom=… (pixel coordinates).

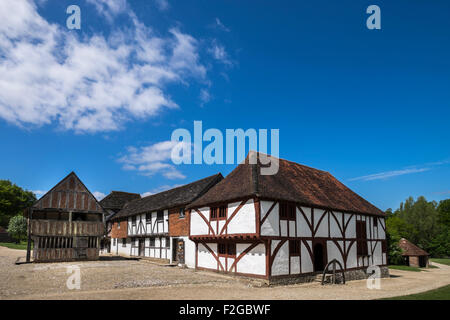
left=269, top=266, right=390, bottom=286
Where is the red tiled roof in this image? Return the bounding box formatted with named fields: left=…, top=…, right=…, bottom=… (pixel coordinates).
left=398, top=238, right=429, bottom=256
left=188, top=152, right=385, bottom=216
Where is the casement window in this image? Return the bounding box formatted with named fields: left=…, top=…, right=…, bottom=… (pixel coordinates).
left=179, top=208, right=185, bottom=218
left=373, top=218, right=378, bottom=228
left=165, top=237, right=170, bottom=248
left=210, top=205, right=227, bottom=221
left=157, top=210, right=164, bottom=221
left=356, top=220, right=368, bottom=256
left=131, top=216, right=136, bottom=226
left=117, top=222, right=121, bottom=229
left=149, top=237, right=155, bottom=247
left=218, top=243, right=236, bottom=257
left=289, top=240, right=301, bottom=256
left=279, top=202, right=296, bottom=221
left=122, top=238, right=126, bottom=247
left=146, top=212, right=152, bottom=222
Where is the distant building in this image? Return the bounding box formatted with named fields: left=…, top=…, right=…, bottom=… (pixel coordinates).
left=99, top=191, right=141, bottom=253
left=110, top=174, right=223, bottom=267
left=0, top=226, right=13, bottom=243
left=398, top=238, right=429, bottom=268
left=25, top=172, right=105, bottom=262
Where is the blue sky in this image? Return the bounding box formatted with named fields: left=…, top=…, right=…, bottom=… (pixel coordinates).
left=0, top=0, right=449, bottom=210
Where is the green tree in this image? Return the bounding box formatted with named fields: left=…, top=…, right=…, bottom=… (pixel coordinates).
left=437, top=199, right=450, bottom=227
left=0, top=180, right=36, bottom=228
left=7, top=215, right=28, bottom=242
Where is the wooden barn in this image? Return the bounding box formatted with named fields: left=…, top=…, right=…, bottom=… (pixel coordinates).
left=187, top=152, right=389, bottom=283
left=25, top=172, right=105, bottom=262
left=398, top=238, right=429, bottom=268
left=110, top=174, right=223, bottom=267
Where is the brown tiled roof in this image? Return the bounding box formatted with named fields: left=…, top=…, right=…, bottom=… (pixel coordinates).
left=399, top=238, right=429, bottom=256
left=100, top=191, right=141, bottom=211
left=188, top=152, right=385, bottom=216
left=29, top=172, right=104, bottom=215
left=113, top=173, right=223, bottom=220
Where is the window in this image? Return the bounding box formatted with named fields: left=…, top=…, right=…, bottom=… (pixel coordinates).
left=218, top=242, right=236, bottom=257
left=117, top=222, right=120, bottom=229
left=131, top=216, right=136, bottom=226
left=289, top=240, right=301, bottom=256
left=179, top=208, right=185, bottom=218
left=149, top=237, right=155, bottom=247
left=373, top=218, right=378, bottom=227
left=210, top=205, right=227, bottom=220
left=157, top=211, right=164, bottom=221
left=146, top=212, right=152, bottom=221
left=165, top=237, right=170, bottom=248
left=356, top=221, right=368, bottom=256
left=122, top=238, right=126, bottom=247
left=280, top=202, right=296, bottom=220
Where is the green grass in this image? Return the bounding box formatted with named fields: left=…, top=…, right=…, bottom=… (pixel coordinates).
left=431, top=258, right=450, bottom=266
left=382, top=285, right=450, bottom=300
left=389, top=265, right=423, bottom=272
left=0, top=241, right=29, bottom=250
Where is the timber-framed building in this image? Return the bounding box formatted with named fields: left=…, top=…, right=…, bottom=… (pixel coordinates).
left=25, top=172, right=105, bottom=262
left=187, top=152, right=389, bottom=283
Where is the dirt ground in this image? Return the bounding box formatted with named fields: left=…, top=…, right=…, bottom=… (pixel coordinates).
left=0, top=246, right=449, bottom=300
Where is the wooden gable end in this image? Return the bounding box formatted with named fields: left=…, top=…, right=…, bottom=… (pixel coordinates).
left=33, top=172, right=104, bottom=213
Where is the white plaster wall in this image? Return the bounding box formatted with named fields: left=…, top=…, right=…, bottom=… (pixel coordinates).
left=301, top=241, right=313, bottom=273
left=378, top=219, right=386, bottom=239
left=345, top=214, right=356, bottom=238
left=280, top=220, right=287, bottom=237
left=236, top=243, right=265, bottom=275
left=314, top=209, right=328, bottom=237
left=261, top=201, right=279, bottom=236
left=330, top=211, right=342, bottom=238
left=372, top=241, right=383, bottom=266
left=190, top=207, right=210, bottom=235
left=289, top=220, right=296, bottom=237
left=227, top=199, right=256, bottom=234
left=271, top=241, right=289, bottom=276
left=197, top=243, right=218, bottom=270
left=297, top=207, right=312, bottom=237
left=327, top=241, right=344, bottom=266
left=290, top=256, right=300, bottom=274
left=347, top=240, right=357, bottom=268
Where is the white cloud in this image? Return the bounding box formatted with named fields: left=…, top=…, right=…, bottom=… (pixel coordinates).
left=119, top=141, right=187, bottom=179
left=349, top=168, right=430, bottom=182
left=86, top=0, right=128, bottom=20
left=32, top=190, right=47, bottom=198
left=141, top=183, right=182, bottom=197
left=208, top=40, right=232, bottom=66
left=154, top=0, right=169, bottom=11
left=93, top=191, right=106, bottom=201
left=0, top=0, right=207, bottom=133
left=214, top=18, right=230, bottom=32
left=349, top=159, right=449, bottom=182
left=199, top=89, right=211, bottom=106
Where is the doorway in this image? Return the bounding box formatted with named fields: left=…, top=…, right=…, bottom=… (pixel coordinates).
left=313, top=242, right=325, bottom=272
left=138, top=239, right=145, bottom=257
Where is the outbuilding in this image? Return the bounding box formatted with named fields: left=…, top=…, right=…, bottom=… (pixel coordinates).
left=398, top=238, right=429, bottom=268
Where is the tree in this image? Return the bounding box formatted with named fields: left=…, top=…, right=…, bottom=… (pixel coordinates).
left=437, top=199, right=450, bottom=227
left=7, top=215, right=28, bottom=243
left=0, top=180, right=36, bottom=228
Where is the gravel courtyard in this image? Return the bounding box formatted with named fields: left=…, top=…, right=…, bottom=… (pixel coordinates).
left=1, top=246, right=449, bottom=300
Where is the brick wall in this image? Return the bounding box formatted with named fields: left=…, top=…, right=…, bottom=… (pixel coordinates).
left=111, top=219, right=127, bottom=238
left=169, top=207, right=190, bottom=236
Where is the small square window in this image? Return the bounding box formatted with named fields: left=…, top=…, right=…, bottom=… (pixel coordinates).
left=179, top=208, right=185, bottom=218
left=211, top=206, right=226, bottom=220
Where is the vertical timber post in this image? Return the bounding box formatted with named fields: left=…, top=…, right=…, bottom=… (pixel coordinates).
left=26, top=208, right=32, bottom=263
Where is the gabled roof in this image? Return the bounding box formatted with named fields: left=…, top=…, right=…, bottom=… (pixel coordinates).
left=113, top=173, right=223, bottom=220
left=100, top=191, right=141, bottom=211
left=399, top=238, right=429, bottom=256
left=188, top=152, right=385, bottom=216
left=29, top=172, right=104, bottom=215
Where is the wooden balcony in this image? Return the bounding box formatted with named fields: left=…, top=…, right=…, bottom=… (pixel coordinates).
left=30, top=219, right=104, bottom=237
